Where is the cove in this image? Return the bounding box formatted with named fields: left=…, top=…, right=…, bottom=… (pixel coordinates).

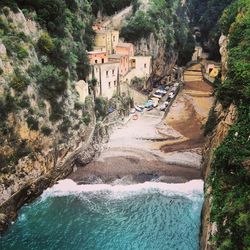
left=0, top=180, right=204, bottom=250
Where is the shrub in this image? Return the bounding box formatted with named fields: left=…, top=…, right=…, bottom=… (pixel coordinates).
left=41, top=125, right=52, bottom=136
left=0, top=16, right=9, bottom=34
left=5, top=93, right=17, bottom=113
left=37, top=32, right=55, bottom=55
left=26, top=116, right=39, bottom=130
left=17, top=46, right=29, bottom=60
left=0, top=68, right=3, bottom=75
left=74, top=101, right=84, bottom=111
left=131, top=77, right=145, bottom=91
left=82, top=112, right=91, bottom=125
left=33, top=64, right=67, bottom=100
left=0, top=0, right=19, bottom=13
left=49, top=100, right=65, bottom=122
left=18, top=95, right=30, bottom=109
left=121, top=11, right=154, bottom=42
left=204, top=107, right=217, bottom=136
left=95, top=96, right=108, bottom=119
left=10, top=70, right=30, bottom=93
left=59, top=117, right=71, bottom=133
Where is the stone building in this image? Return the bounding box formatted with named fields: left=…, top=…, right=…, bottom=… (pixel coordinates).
left=94, top=30, right=119, bottom=54
left=89, top=62, right=120, bottom=99
left=87, top=51, right=108, bottom=65
left=75, top=80, right=89, bottom=102
left=129, top=56, right=152, bottom=79
left=108, top=54, right=129, bottom=77
left=115, top=43, right=134, bottom=57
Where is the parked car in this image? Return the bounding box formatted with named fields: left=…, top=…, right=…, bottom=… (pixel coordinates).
left=159, top=101, right=169, bottom=111
left=153, top=93, right=162, bottom=99
left=134, top=105, right=143, bottom=112
left=151, top=98, right=159, bottom=107
left=144, top=100, right=154, bottom=108
left=169, top=92, right=175, bottom=99
left=156, top=89, right=167, bottom=95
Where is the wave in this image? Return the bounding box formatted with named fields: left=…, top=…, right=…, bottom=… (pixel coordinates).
left=41, top=179, right=204, bottom=201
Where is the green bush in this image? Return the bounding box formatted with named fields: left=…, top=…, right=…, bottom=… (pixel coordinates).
left=95, top=96, right=108, bottom=119
left=41, top=125, right=52, bottom=136
left=37, top=32, right=55, bottom=54
left=17, top=46, right=29, bottom=60
left=18, top=95, right=30, bottom=109
left=5, top=93, right=17, bottom=113
left=49, top=100, right=65, bottom=122
left=121, top=11, right=154, bottom=42
left=31, top=64, right=67, bottom=100
left=204, top=107, right=217, bottom=136
left=74, top=101, right=84, bottom=111
left=10, top=70, right=30, bottom=93
left=131, top=77, right=145, bottom=91
left=59, top=117, right=71, bottom=133
left=0, top=0, right=19, bottom=12
left=82, top=112, right=91, bottom=125
left=26, top=116, right=39, bottom=130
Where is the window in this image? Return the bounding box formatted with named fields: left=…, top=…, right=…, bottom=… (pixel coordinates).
left=108, top=82, right=111, bottom=88
left=112, top=69, right=115, bottom=75
left=95, top=60, right=98, bottom=64
left=114, top=80, right=117, bottom=86
left=102, top=58, right=104, bottom=63
left=144, top=63, right=147, bottom=68
left=106, top=71, right=109, bottom=77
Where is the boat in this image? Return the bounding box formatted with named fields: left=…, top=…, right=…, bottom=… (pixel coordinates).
left=134, top=105, right=143, bottom=112
left=130, top=108, right=136, bottom=114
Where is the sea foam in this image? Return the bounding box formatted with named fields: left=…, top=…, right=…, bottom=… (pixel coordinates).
left=41, top=179, right=204, bottom=201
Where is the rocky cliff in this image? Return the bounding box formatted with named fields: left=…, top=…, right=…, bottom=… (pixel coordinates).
left=200, top=1, right=250, bottom=248
left=0, top=2, right=97, bottom=232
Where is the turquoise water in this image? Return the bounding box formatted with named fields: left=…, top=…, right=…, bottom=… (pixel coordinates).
left=0, top=180, right=204, bottom=250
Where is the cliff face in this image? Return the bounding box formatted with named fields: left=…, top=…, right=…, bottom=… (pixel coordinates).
left=201, top=0, right=250, bottom=246
left=201, top=104, right=237, bottom=250
left=0, top=2, right=97, bottom=232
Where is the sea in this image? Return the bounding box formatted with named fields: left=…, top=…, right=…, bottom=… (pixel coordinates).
left=0, top=179, right=204, bottom=250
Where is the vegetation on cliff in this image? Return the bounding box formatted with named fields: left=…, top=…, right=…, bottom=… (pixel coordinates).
left=204, top=0, right=250, bottom=248
left=0, top=0, right=95, bottom=175
left=188, top=0, right=235, bottom=60
left=120, top=0, right=195, bottom=66
left=91, top=0, right=132, bottom=16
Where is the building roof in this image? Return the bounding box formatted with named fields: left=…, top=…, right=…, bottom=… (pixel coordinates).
left=87, top=51, right=107, bottom=55
left=108, top=54, right=122, bottom=59
left=93, top=61, right=120, bottom=66
left=116, top=42, right=133, bottom=48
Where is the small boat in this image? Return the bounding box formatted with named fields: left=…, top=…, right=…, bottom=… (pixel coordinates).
left=132, top=114, right=139, bottom=120
left=134, top=105, right=143, bottom=112
left=130, top=108, right=136, bottom=114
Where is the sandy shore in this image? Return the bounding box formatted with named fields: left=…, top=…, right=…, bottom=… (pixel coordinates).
left=69, top=64, right=214, bottom=184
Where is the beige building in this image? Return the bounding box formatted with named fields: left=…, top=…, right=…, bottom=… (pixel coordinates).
left=108, top=54, right=129, bottom=77
left=129, top=56, right=152, bottom=78
left=94, top=30, right=119, bottom=54
left=87, top=51, right=108, bottom=65
left=75, top=80, right=89, bottom=102
left=89, top=62, right=119, bottom=99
